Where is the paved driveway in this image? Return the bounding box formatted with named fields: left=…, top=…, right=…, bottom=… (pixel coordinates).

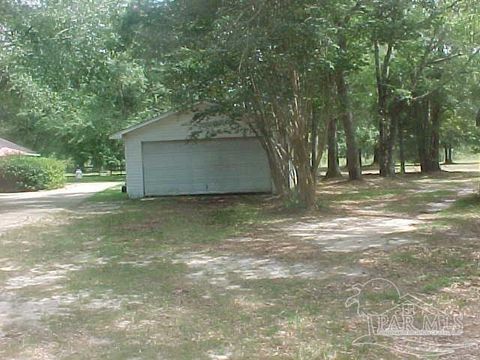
left=0, top=182, right=120, bottom=234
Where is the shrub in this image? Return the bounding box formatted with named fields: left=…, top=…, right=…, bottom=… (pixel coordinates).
left=0, top=156, right=66, bottom=192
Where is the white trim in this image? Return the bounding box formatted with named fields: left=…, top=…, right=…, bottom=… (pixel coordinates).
left=110, top=102, right=213, bottom=140
left=110, top=110, right=179, bottom=140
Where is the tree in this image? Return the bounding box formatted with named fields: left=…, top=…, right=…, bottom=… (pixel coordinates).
left=325, top=118, right=342, bottom=179
left=367, top=0, right=420, bottom=176
left=125, top=0, right=346, bottom=207
left=0, top=0, right=160, bottom=168
left=363, top=0, right=479, bottom=174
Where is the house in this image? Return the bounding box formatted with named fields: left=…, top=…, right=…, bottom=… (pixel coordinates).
left=0, top=137, right=39, bottom=157
left=111, top=106, right=273, bottom=198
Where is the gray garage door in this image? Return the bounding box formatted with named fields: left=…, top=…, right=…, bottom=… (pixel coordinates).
left=142, top=138, right=272, bottom=196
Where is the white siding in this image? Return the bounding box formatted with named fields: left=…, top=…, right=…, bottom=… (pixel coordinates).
left=142, top=138, right=272, bottom=196
left=125, top=111, right=244, bottom=142
left=122, top=110, right=270, bottom=198
left=124, top=139, right=144, bottom=198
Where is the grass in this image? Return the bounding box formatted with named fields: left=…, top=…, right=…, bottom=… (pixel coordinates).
left=422, top=275, right=465, bottom=293
left=443, top=193, right=480, bottom=214
left=88, top=185, right=128, bottom=202
left=431, top=192, right=480, bottom=235
left=0, top=194, right=282, bottom=359
left=66, top=173, right=125, bottom=183
left=0, top=194, right=365, bottom=358
left=0, top=166, right=479, bottom=359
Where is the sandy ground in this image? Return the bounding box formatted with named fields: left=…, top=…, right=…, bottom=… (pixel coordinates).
left=171, top=165, right=479, bottom=292
left=0, top=164, right=478, bottom=358
left=0, top=182, right=120, bottom=234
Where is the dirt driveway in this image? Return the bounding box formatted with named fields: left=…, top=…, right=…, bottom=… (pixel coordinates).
left=0, top=182, right=120, bottom=234
left=0, top=167, right=478, bottom=359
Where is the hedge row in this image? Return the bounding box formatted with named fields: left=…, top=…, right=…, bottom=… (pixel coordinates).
left=0, top=156, right=66, bottom=192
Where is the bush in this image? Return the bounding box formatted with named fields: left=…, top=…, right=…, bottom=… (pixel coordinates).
left=0, top=156, right=66, bottom=192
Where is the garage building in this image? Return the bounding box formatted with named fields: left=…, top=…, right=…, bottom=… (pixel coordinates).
left=111, top=107, right=272, bottom=198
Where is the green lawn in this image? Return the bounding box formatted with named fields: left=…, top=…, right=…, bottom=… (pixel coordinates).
left=66, top=173, right=125, bottom=183
left=0, top=169, right=479, bottom=359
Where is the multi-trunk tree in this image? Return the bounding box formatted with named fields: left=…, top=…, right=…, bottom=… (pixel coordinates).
left=124, top=0, right=362, bottom=207
left=367, top=0, right=479, bottom=175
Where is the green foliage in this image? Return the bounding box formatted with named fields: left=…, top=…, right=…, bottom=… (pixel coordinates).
left=0, top=0, right=478, bottom=194
left=0, top=156, right=66, bottom=192
left=441, top=115, right=480, bottom=149
left=0, top=0, right=166, bottom=169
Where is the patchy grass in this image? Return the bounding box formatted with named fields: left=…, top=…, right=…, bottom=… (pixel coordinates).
left=422, top=275, right=465, bottom=293
left=66, top=173, right=125, bottom=183
left=0, top=194, right=281, bottom=359
left=432, top=192, right=480, bottom=236
left=208, top=203, right=260, bottom=226
left=88, top=185, right=128, bottom=202
left=0, top=168, right=479, bottom=359
left=442, top=193, right=480, bottom=215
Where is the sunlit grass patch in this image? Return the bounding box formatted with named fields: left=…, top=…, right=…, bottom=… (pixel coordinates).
left=443, top=193, right=480, bottom=213
left=324, top=187, right=407, bottom=203
left=431, top=192, right=480, bottom=235
left=383, top=189, right=457, bottom=214
left=88, top=185, right=127, bottom=202
left=422, top=275, right=466, bottom=293
left=390, top=251, right=422, bottom=265
left=66, top=174, right=125, bottom=183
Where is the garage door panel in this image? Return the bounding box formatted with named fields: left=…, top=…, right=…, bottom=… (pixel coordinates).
left=142, top=138, right=271, bottom=196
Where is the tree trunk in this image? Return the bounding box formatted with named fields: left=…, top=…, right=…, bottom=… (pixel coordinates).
left=415, top=99, right=429, bottom=172
left=372, top=143, right=379, bottom=166
left=444, top=145, right=453, bottom=164
left=378, top=116, right=389, bottom=176
left=325, top=118, right=342, bottom=179
left=291, top=133, right=317, bottom=208
left=415, top=96, right=441, bottom=173
left=373, top=39, right=398, bottom=177
left=246, top=61, right=328, bottom=210
left=376, top=89, right=396, bottom=176
left=296, top=165, right=316, bottom=208
left=427, top=98, right=441, bottom=172
left=385, top=108, right=398, bottom=175
left=335, top=69, right=361, bottom=180
left=261, top=138, right=290, bottom=196
left=311, top=107, right=318, bottom=175
left=378, top=101, right=398, bottom=177
left=336, top=142, right=340, bottom=167
left=399, top=119, right=406, bottom=174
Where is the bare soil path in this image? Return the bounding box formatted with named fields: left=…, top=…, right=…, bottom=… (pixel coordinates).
left=0, top=182, right=120, bottom=234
